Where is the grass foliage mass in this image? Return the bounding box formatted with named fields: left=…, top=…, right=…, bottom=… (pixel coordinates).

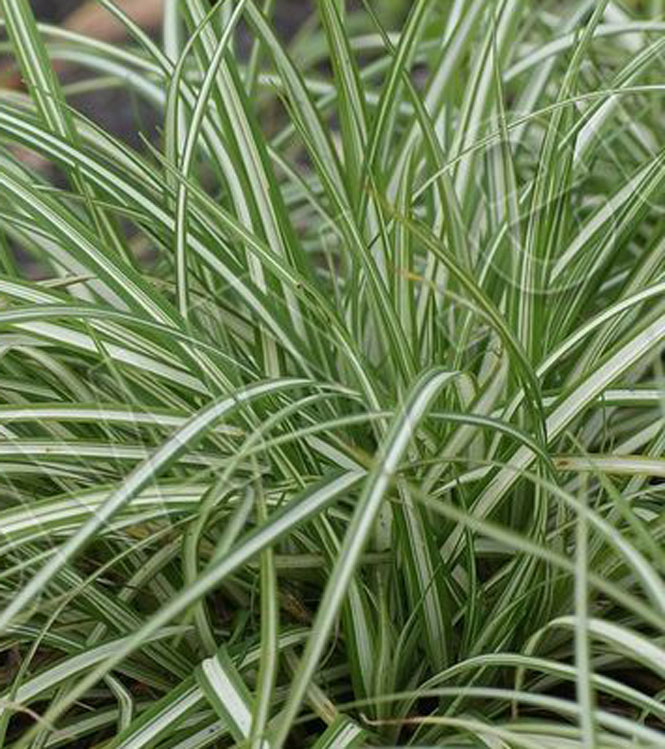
left=1, top=0, right=665, bottom=746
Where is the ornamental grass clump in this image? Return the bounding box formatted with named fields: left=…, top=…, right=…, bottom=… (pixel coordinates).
left=1, top=0, right=665, bottom=746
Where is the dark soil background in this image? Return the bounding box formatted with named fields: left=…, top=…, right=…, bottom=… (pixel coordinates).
left=30, top=0, right=81, bottom=22
left=25, top=0, right=315, bottom=147
left=30, top=0, right=159, bottom=148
